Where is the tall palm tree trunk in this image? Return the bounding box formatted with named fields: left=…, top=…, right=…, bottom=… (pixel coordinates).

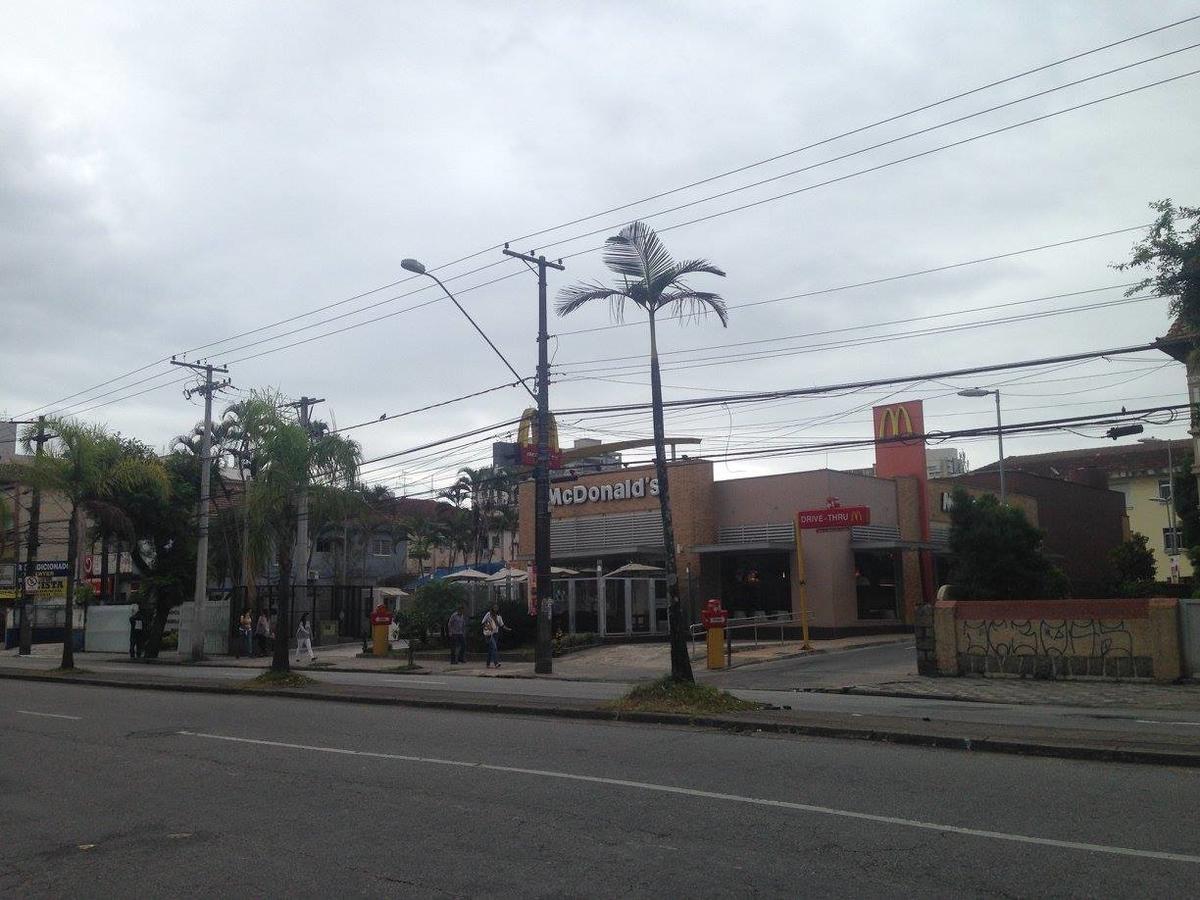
left=61, top=503, right=81, bottom=670
left=648, top=311, right=694, bottom=682
left=272, top=524, right=293, bottom=673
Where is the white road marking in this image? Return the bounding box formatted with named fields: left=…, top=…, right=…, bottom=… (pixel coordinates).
left=1136, top=719, right=1200, bottom=727
left=17, top=710, right=82, bottom=720
left=177, top=730, right=1199, bottom=864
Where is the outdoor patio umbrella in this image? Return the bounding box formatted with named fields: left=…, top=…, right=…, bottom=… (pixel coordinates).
left=442, top=568, right=492, bottom=582
left=484, top=567, right=528, bottom=583
left=606, top=562, right=664, bottom=577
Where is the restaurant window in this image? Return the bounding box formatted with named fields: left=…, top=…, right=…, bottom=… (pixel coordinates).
left=854, top=550, right=900, bottom=620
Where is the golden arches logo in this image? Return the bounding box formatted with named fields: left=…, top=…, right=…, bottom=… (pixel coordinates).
left=517, top=407, right=559, bottom=451
left=876, top=405, right=915, bottom=439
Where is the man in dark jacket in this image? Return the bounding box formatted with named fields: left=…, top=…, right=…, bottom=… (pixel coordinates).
left=129, top=606, right=145, bottom=659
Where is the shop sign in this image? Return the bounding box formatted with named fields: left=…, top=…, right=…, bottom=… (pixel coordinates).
left=796, top=506, right=871, bottom=530
left=0, top=561, right=70, bottom=600
left=549, top=476, right=659, bottom=507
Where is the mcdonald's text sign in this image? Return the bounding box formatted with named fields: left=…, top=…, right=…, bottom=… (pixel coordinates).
left=796, top=506, right=871, bottom=530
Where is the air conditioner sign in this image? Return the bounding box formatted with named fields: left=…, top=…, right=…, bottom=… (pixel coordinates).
left=550, top=476, right=659, bottom=507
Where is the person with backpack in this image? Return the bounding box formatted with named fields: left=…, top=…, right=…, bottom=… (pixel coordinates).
left=481, top=603, right=510, bottom=669
left=295, top=613, right=317, bottom=665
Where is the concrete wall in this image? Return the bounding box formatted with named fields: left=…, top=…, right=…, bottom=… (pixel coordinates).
left=84, top=604, right=137, bottom=653
left=930, top=598, right=1181, bottom=683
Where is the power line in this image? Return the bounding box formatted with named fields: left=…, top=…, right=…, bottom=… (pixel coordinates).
left=535, top=43, right=1200, bottom=255
left=553, top=225, right=1152, bottom=338
left=17, top=15, right=1197, bottom=418
left=557, top=282, right=1142, bottom=368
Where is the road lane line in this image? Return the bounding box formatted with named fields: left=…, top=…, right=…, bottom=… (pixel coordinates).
left=17, top=710, right=81, bottom=720
left=177, top=730, right=1199, bottom=864
left=1136, top=719, right=1200, bottom=727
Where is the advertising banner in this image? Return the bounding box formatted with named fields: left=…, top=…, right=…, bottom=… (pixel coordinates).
left=0, top=561, right=70, bottom=601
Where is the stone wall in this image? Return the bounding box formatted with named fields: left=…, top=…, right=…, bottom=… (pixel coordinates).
left=926, top=598, right=1182, bottom=683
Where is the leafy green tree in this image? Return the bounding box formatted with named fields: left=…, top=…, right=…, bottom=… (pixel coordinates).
left=2, top=420, right=168, bottom=669
left=120, top=451, right=201, bottom=657
left=397, top=579, right=465, bottom=646
left=1110, top=533, right=1157, bottom=589
left=947, top=488, right=1068, bottom=600
left=238, top=392, right=360, bottom=672
left=1114, top=199, right=1200, bottom=333
left=556, top=221, right=727, bottom=682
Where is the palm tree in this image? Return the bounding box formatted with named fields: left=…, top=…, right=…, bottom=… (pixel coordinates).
left=239, top=393, right=360, bottom=673
left=402, top=515, right=443, bottom=577
left=2, top=420, right=169, bottom=669
left=556, top=221, right=727, bottom=682
left=454, top=465, right=498, bottom=564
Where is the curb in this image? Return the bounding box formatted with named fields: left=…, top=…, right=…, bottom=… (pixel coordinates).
left=3, top=667, right=1198, bottom=769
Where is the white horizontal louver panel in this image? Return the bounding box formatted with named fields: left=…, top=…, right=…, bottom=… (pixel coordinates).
left=551, top=511, right=664, bottom=555
left=717, top=523, right=795, bottom=544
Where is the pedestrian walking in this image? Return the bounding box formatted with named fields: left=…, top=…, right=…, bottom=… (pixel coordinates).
left=447, top=605, right=467, bottom=664
left=239, top=608, right=254, bottom=658
left=255, top=609, right=272, bottom=656
left=295, top=613, right=317, bottom=664
left=482, top=603, right=510, bottom=669
left=128, top=606, right=144, bottom=659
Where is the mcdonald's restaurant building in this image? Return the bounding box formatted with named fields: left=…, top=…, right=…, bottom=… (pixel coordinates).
left=515, top=457, right=934, bottom=639
left=515, top=398, right=1130, bottom=638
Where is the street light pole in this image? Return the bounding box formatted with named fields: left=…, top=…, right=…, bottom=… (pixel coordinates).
left=502, top=247, right=565, bottom=676
left=400, top=253, right=558, bottom=672
left=959, top=387, right=1004, bottom=504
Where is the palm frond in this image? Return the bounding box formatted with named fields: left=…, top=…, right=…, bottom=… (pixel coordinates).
left=657, top=289, right=730, bottom=326
left=601, top=221, right=675, bottom=285
left=555, top=281, right=633, bottom=320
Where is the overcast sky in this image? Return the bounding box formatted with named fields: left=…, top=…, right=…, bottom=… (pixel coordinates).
left=2, top=1, right=1196, bottom=494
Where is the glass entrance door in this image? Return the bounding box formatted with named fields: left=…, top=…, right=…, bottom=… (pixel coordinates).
left=630, top=579, right=652, bottom=633
left=604, top=579, right=627, bottom=634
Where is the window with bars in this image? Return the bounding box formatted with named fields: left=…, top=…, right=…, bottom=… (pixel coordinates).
left=370, top=538, right=393, bottom=557
left=1164, top=527, right=1183, bottom=555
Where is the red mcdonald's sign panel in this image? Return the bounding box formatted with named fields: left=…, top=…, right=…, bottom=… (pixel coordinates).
left=872, top=400, right=927, bottom=481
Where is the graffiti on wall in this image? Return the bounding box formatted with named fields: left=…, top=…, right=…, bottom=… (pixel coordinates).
left=960, top=618, right=1136, bottom=660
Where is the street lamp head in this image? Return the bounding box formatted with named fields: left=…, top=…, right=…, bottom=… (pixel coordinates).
left=401, top=258, right=427, bottom=275
left=957, top=388, right=990, bottom=398
left=1137, top=437, right=1162, bottom=444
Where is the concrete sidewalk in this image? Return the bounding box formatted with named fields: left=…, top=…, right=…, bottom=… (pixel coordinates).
left=10, top=633, right=910, bottom=684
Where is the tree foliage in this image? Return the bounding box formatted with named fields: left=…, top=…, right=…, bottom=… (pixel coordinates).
left=395, top=579, right=465, bottom=646
left=1114, top=199, right=1200, bottom=333
left=947, top=488, right=1068, bottom=600
left=2, top=419, right=169, bottom=668
left=1110, top=532, right=1157, bottom=589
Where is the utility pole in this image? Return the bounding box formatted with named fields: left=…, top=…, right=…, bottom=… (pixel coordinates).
left=287, top=396, right=323, bottom=615
left=502, top=246, right=565, bottom=675
left=172, top=359, right=230, bottom=661
left=13, top=416, right=50, bottom=655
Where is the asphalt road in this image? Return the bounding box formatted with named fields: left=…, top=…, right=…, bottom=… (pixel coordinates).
left=2, top=680, right=1198, bottom=898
